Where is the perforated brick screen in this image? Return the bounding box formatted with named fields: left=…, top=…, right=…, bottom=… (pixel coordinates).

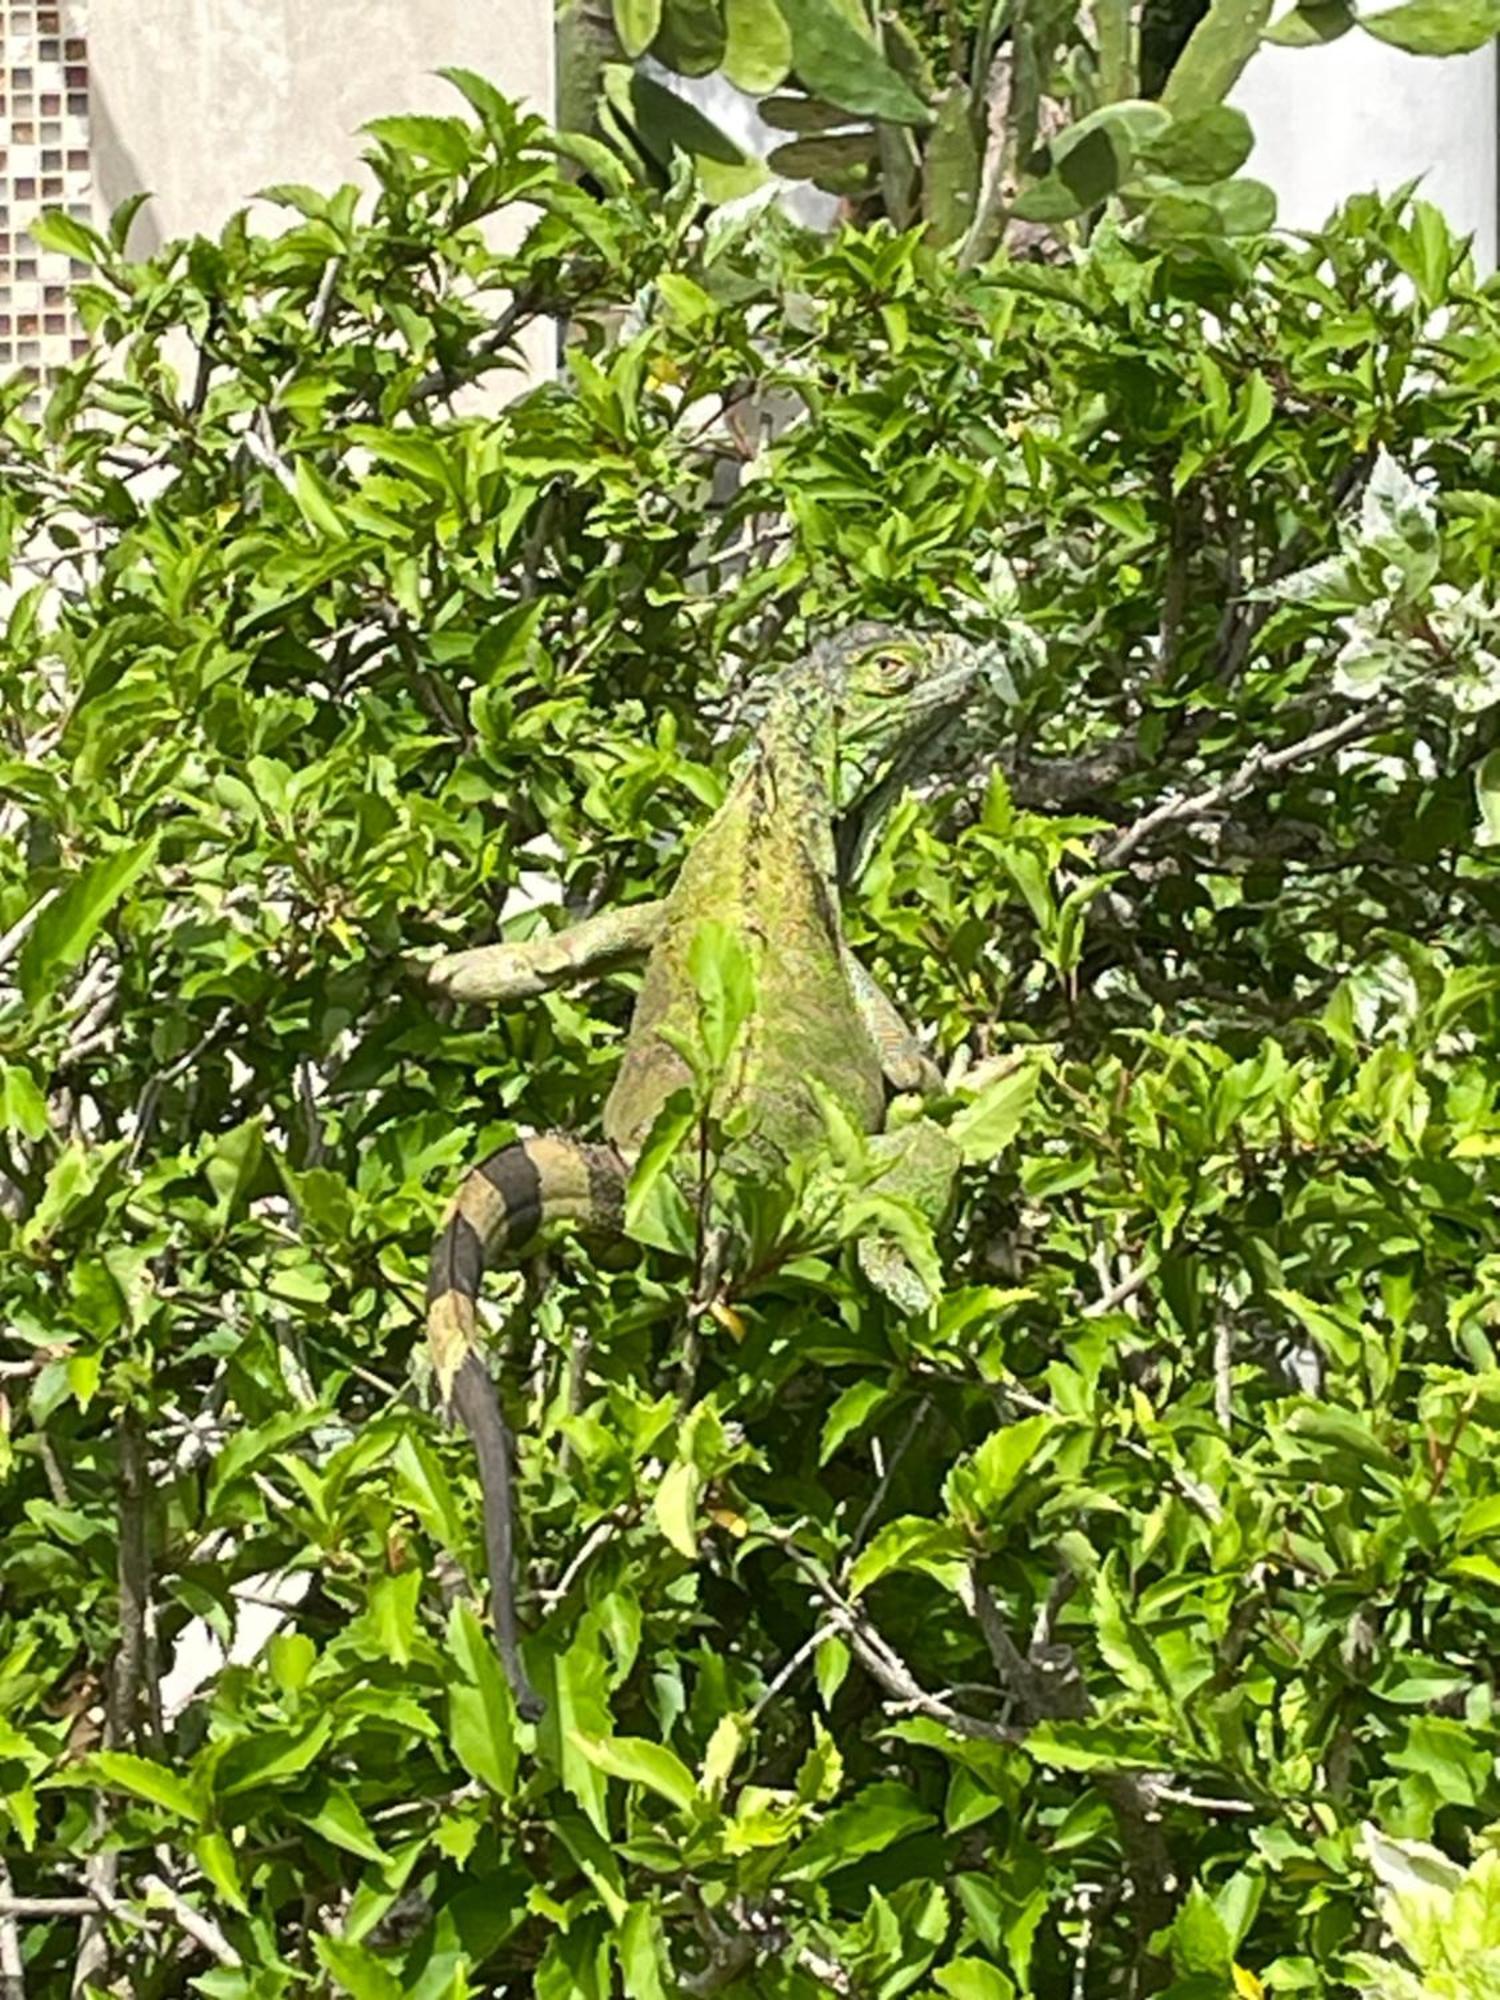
left=0, top=1, right=90, bottom=375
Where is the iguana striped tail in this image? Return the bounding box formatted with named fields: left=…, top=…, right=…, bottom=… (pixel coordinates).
left=426, top=1134, right=626, bottom=1721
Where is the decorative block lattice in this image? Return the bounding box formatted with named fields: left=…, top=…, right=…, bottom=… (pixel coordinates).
left=0, top=2, right=90, bottom=375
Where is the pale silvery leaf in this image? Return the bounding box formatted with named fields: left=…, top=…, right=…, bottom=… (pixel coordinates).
left=1449, top=649, right=1500, bottom=715
left=1475, top=749, right=1500, bottom=849
left=1343, top=1962, right=1440, bottom=2000
left=1332, top=624, right=1407, bottom=702
left=1264, top=549, right=1360, bottom=607
left=1363, top=1822, right=1463, bottom=1971
left=1451, top=1852, right=1500, bottom=1959
left=1361, top=450, right=1439, bottom=555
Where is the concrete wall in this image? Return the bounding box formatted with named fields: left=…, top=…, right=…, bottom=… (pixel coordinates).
left=82, top=0, right=556, bottom=381
left=1235, top=34, right=1497, bottom=268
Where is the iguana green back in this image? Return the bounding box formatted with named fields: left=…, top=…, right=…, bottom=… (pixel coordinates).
left=426, top=624, right=1006, bottom=1716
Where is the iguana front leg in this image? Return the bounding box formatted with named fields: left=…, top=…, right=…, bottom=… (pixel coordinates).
left=423, top=898, right=667, bottom=1005
left=847, top=955, right=943, bottom=1095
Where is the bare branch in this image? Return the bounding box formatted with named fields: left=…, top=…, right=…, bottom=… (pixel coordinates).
left=242, top=426, right=298, bottom=498
left=843, top=1396, right=930, bottom=1568
left=138, top=1875, right=241, bottom=1969
left=771, top=1532, right=1021, bottom=1748
left=1101, top=703, right=1396, bottom=869
left=0, top=1863, right=27, bottom=1999
left=1083, top=1261, right=1148, bottom=1319
left=0, top=1896, right=98, bottom=1919
left=1213, top=1319, right=1234, bottom=1435
left=407, top=285, right=545, bottom=404
left=0, top=888, right=58, bottom=977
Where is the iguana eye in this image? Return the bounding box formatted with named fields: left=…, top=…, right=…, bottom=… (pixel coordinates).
left=874, top=653, right=918, bottom=689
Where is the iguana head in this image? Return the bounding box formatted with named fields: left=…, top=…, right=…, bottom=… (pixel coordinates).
left=769, top=622, right=1027, bottom=877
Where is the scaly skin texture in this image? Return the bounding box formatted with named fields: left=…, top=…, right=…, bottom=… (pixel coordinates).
left=425, top=623, right=1010, bottom=1718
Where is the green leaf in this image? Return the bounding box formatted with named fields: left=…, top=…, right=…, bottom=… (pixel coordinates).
left=315, top=1935, right=406, bottom=2000
left=722, top=0, right=793, bottom=90
left=216, top=1714, right=334, bottom=1797
left=654, top=1458, right=702, bottom=1557
left=950, top=1057, right=1040, bottom=1165
left=1477, top=747, right=1500, bottom=846
left=394, top=1433, right=464, bottom=1551
left=778, top=0, right=932, bottom=124
left=1022, top=1721, right=1165, bottom=1769
left=784, top=1781, right=935, bottom=1880
left=655, top=0, right=728, bottom=74
left=368, top=1568, right=421, bottom=1667
left=29, top=211, right=104, bottom=262
left=1160, top=0, right=1275, bottom=113
left=966, top=1413, right=1055, bottom=1511
left=361, top=115, right=473, bottom=171
left=820, top=1378, right=893, bottom=1462
left=305, top=1787, right=388, bottom=1865
left=617, top=69, right=751, bottom=168
left=267, top=1630, right=316, bottom=1695
left=934, top=1963, right=1016, bottom=2000
left=767, top=132, right=878, bottom=191
left=1266, top=0, right=1356, bottom=43
left=1011, top=126, right=1123, bottom=223
left=91, top=1752, right=206, bottom=1825
left=617, top=1901, right=671, bottom=2000
left=573, top=1733, right=699, bottom=1814
left=613, top=0, right=663, bottom=57
left=1361, top=0, right=1500, bottom=51
left=657, top=272, right=716, bottom=324
left=446, top=1599, right=520, bottom=1797
left=545, top=1617, right=614, bottom=1839
left=1171, top=1884, right=1233, bottom=1977
left=816, top=1636, right=851, bottom=1710
left=849, top=1515, right=961, bottom=1596
left=19, top=836, right=160, bottom=1006
left=293, top=457, right=348, bottom=540
left=688, top=918, right=757, bottom=1066
left=0, top=1063, right=49, bottom=1140
left=625, top=1091, right=696, bottom=1245
left=193, top=1831, right=247, bottom=1913
left=1139, top=105, right=1253, bottom=185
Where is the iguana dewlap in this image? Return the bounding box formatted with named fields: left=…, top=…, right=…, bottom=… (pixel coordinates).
left=425, top=624, right=1007, bottom=1717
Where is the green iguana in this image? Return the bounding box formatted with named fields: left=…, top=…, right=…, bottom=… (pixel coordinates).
left=425, top=623, right=1015, bottom=1719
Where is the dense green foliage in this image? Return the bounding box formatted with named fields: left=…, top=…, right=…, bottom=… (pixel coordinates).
left=7, top=74, right=1500, bottom=2000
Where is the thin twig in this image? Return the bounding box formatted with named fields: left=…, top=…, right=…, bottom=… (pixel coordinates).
left=1082, top=1262, right=1148, bottom=1318
left=407, top=286, right=544, bottom=403
left=1101, top=704, right=1396, bottom=868
left=0, top=1863, right=27, bottom=1998
left=843, top=1396, right=930, bottom=1567
left=0, top=1897, right=97, bottom=1919
left=1143, top=1782, right=1256, bottom=1815
left=537, top=1509, right=636, bottom=1610
left=128, top=1016, right=227, bottom=1167
left=748, top=1620, right=839, bottom=1723
left=1213, top=1320, right=1234, bottom=1435
left=73, top=1405, right=152, bottom=1994
left=138, top=1875, right=241, bottom=1969
left=242, top=426, right=298, bottom=497
left=0, top=888, right=57, bottom=976
left=770, top=1532, right=1021, bottom=1747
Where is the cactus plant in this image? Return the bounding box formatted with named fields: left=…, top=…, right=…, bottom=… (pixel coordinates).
left=563, top=0, right=1500, bottom=255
